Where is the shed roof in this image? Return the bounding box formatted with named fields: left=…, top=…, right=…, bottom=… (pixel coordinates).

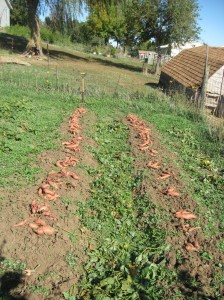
left=161, top=46, right=224, bottom=88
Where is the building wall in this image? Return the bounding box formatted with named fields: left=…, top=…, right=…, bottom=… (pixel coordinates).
left=0, top=0, right=10, bottom=27
left=207, top=65, right=224, bottom=95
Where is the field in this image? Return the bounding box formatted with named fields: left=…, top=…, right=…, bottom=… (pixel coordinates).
left=0, top=40, right=224, bottom=300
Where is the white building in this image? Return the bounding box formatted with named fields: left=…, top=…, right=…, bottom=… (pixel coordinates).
left=160, top=42, right=203, bottom=57
left=0, top=0, right=12, bottom=28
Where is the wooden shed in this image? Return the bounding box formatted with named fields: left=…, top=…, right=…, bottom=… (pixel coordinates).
left=159, top=46, right=224, bottom=110
left=0, top=0, right=12, bottom=28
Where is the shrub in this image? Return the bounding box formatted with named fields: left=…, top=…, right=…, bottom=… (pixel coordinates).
left=5, top=25, right=30, bottom=39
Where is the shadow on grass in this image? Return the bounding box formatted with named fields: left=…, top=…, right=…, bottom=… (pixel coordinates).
left=91, top=56, right=143, bottom=73
left=0, top=33, right=27, bottom=53
left=0, top=241, right=27, bottom=300
left=1, top=33, right=143, bottom=73
left=49, top=48, right=143, bottom=73
left=48, top=48, right=90, bottom=62
left=144, top=82, right=160, bottom=89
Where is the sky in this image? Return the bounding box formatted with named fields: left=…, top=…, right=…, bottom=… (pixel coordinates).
left=197, top=0, right=224, bottom=46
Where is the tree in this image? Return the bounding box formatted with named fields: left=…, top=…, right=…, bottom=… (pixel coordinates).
left=10, top=0, right=28, bottom=26
left=24, top=0, right=126, bottom=55
left=26, top=0, right=42, bottom=54
left=124, top=0, right=200, bottom=57
left=87, top=1, right=125, bottom=46
left=25, top=0, right=83, bottom=54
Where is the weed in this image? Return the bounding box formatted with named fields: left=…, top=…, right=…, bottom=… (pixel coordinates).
left=0, top=258, right=26, bottom=275
left=65, top=251, right=77, bottom=270
left=28, top=284, right=50, bottom=296
left=75, top=120, right=177, bottom=299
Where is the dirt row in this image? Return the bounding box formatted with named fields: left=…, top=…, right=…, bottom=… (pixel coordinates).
left=0, top=109, right=97, bottom=299
left=125, top=114, right=224, bottom=298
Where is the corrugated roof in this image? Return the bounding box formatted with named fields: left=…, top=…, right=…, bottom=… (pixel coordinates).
left=161, top=46, right=224, bottom=88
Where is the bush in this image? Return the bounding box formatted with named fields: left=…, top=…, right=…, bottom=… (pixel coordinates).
left=40, top=27, right=55, bottom=43
left=5, top=25, right=30, bottom=39
left=40, top=27, right=72, bottom=46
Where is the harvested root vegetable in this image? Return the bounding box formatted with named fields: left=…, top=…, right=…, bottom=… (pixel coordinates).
left=127, top=114, right=152, bottom=147
left=149, top=149, right=158, bottom=157
left=56, top=160, right=66, bottom=168
left=157, top=173, right=171, bottom=180
left=56, top=156, right=78, bottom=168
left=147, top=160, right=160, bottom=169
left=43, top=188, right=55, bottom=196
left=38, top=184, right=59, bottom=201
left=29, top=223, right=39, bottom=229
left=185, top=243, right=198, bottom=252
left=48, top=180, right=63, bottom=189
left=140, top=146, right=149, bottom=152
left=166, top=187, right=180, bottom=197
left=38, top=188, right=43, bottom=197
left=38, top=205, right=50, bottom=212
left=42, top=211, right=57, bottom=220
left=175, top=210, right=197, bottom=220
left=31, top=200, right=38, bottom=214
left=35, top=218, right=47, bottom=226
left=41, top=182, right=50, bottom=189
left=30, top=201, right=50, bottom=215
left=44, top=193, right=59, bottom=201
left=14, top=219, right=28, bottom=227
left=35, top=225, right=54, bottom=235
left=193, top=240, right=200, bottom=249
left=59, top=169, right=79, bottom=181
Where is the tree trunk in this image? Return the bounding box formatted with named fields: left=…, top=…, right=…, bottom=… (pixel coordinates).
left=27, top=0, right=42, bottom=55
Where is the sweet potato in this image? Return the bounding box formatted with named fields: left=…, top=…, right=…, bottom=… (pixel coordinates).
left=157, top=173, right=171, bottom=180
left=147, top=160, right=160, bottom=169
left=185, top=243, right=198, bottom=252
left=14, top=219, right=28, bottom=227
left=175, top=210, right=197, bottom=220
left=166, top=187, right=180, bottom=197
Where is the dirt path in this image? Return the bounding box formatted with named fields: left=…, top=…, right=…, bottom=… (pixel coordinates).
left=126, top=114, right=224, bottom=298
left=0, top=109, right=96, bottom=299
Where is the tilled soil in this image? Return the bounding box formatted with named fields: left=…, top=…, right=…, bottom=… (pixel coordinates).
left=0, top=109, right=96, bottom=299
left=125, top=114, right=224, bottom=299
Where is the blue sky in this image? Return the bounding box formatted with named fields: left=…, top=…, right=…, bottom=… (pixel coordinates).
left=197, top=0, right=224, bottom=46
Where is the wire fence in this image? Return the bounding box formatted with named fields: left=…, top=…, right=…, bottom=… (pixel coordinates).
left=0, top=62, right=144, bottom=100
left=160, top=68, right=224, bottom=117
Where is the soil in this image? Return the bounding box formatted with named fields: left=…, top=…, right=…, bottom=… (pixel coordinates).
left=0, top=109, right=97, bottom=299
left=125, top=115, right=224, bottom=299
left=1, top=110, right=223, bottom=299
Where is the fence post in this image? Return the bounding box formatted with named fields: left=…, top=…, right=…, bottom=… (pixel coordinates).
left=80, top=73, right=86, bottom=103
left=11, top=38, right=14, bottom=53
left=47, top=43, right=50, bottom=69
left=55, top=65, right=58, bottom=90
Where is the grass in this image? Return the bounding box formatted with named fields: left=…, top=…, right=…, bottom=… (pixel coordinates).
left=74, top=120, right=176, bottom=299
left=0, top=76, right=79, bottom=187
left=0, top=40, right=224, bottom=298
